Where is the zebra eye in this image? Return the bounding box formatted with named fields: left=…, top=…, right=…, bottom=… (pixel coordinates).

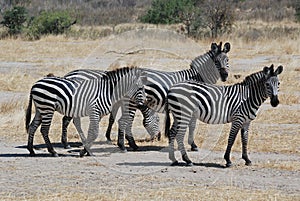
left=265, top=83, right=270, bottom=87
left=278, top=82, right=280, bottom=86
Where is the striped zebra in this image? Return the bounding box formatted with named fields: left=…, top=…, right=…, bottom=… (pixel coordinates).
left=165, top=64, right=283, bottom=167
left=25, top=67, right=147, bottom=157
left=60, top=69, right=160, bottom=149
left=115, top=42, right=231, bottom=151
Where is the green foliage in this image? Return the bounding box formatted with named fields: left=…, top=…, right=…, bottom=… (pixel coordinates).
left=140, top=0, right=195, bottom=24
left=0, top=6, right=28, bottom=35
left=140, top=0, right=236, bottom=38
left=26, top=10, right=75, bottom=40
left=295, top=1, right=300, bottom=22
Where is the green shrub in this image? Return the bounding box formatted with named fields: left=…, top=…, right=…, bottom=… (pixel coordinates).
left=140, top=0, right=195, bottom=24
left=26, top=10, right=76, bottom=40
left=295, top=1, right=300, bottom=22
left=0, top=6, right=27, bottom=35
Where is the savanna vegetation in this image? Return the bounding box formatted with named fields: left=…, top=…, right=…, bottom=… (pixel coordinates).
left=0, top=0, right=299, bottom=40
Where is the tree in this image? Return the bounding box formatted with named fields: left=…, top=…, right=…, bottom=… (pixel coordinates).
left=0, top=6, right=27, bottom=35
left=140, top=0, right=235, bottom=38
left=295, top=0, right=300, bottom=22
left=199, top=0, right=235, bottom=38
left=140, top=0, right=195, bottom=24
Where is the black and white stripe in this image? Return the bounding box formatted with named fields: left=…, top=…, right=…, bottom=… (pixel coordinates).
left=165, top=64, right=283, bottom=167
left=25, top=67, right=146, bottom=157
left=60, top=69, right=160, bottom=149
left=115, top=42, right=231, bottom=151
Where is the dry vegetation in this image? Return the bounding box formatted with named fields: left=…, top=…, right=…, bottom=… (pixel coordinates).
left=0, top=19, right=299, bottom=200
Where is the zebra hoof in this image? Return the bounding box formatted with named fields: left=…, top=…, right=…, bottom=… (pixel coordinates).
left=170, top=161, right=179, bottom=166
left=86, top=150, right=94, bottom=156
left=245, top=161, right=252, bottom=166
left=225, top=162, right=232, bottom=168
left=79, top=149, right=87, bottom=157
left=52, top=153, right=59, bottom=157
left=130, top=144, right=139, bottom=151
left=117, top=143, right=127, bottom=152
left=191, top=147, right=199, bottom=152
left=29, top=152, right=35, bottom=157
left=186, top=162, right=193, bottom=166
left=64, top=144, right=71, bottom=149
left=106, top=140, right=113, bottom=145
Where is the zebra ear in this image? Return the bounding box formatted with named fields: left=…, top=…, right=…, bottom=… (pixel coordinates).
left=223, top=42, right=231, bottom=53
left=263, top=66, right=271, bottom=77
left=140, top=75, right=147, bottom=85
left=274, top=65, right=283, bottom=75
left=211, top=43, right=219, bottom=54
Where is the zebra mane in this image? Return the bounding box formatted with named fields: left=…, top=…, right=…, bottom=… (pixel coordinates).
left=240, top=70, right=265, bottom=86
left=105, top=66, right=137, bottom=79
left=190, top=51, right=213, bottom=69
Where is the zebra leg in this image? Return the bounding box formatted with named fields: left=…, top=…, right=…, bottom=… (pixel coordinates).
left=224, top=122, right=241, bottom=167
left=241, top=123, right=252, bottom=166
left=105, top=113, right=115, bottom=142
left=27, top=112, right=42, bottom=156
left=62, top=116, right=72, bottom=149
left=73, top=117, right=86, bottom=144
left=125, top=120, right=139, bottom=151
left=117, top=103, right=137, bottom=151
left=124, top=104, right=139, bottom=150
left=168, top=123, right=178, bottom=166
left=177, top=126, right=193, bottom=166
left=105, top=102, right=120, bottom=142
left=40, top=113, right=58, bottom=157
left=80, top=114, right=100, bottom=157
left=188, top=116, right=198, bottom=152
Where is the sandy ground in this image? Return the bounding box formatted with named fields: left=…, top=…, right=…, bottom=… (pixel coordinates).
left=0, top=29, right=299, bottom=200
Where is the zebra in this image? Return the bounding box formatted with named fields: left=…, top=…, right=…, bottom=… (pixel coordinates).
left=25, top=67, right=147, bottom=157
left=165, top=64, right=283, bottom=167
left=60, top=69, right=160, bottom=149
left=114, top=42, right=231, bottom=151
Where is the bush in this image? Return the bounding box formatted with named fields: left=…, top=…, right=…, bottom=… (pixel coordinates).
left=295, top=1, right=300, bottom=22
left=140, top=0, right=195, bottom=24
left=0, top=6, right=27, bottom=35
left=26, top=10, right=76, bottom=40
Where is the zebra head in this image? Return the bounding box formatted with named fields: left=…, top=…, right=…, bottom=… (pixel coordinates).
left=211, top=42, right=231, bottom=82
left=263, top=64, right=283, bottom=107
left=126, top=72, right=147, bottom=108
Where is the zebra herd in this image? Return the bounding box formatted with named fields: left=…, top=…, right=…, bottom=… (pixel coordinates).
left=25, top=42, right=283, bottom=167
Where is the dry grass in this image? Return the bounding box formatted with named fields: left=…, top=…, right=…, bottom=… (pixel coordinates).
left=0, top=185, right=298, bottom=201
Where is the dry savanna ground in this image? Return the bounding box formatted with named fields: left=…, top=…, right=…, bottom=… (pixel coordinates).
left=0, top=20, right=299, bottom=200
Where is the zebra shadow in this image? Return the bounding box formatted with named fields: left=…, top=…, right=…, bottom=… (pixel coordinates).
left=192, top=162, right=226, bottom=168
left=15, top=141, right=83, bottom=150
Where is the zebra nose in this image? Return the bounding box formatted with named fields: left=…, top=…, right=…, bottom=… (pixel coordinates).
left=271, top=95, right=279, bottom=107
left=220, top=69, right=228, bottom=82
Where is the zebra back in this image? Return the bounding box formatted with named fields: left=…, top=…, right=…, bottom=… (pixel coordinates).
left=64, top=69, right=107, bottom=80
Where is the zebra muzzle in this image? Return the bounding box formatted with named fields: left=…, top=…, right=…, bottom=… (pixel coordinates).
left=220, top=69, right=228, bottom=82
left=270, top=95, right=279, bottom=107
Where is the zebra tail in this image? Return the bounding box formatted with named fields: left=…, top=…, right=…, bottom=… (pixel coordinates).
left=164, top=103, right=170, bottom=138
left=25, top=93, right=33, bottom=133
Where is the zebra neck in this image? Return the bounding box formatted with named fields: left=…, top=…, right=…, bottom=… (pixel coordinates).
left=242, top=72, right=268, bottom=109
left=110, top=77, right=133, bottom=104
left=190, top=51, right=219, bottom=84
